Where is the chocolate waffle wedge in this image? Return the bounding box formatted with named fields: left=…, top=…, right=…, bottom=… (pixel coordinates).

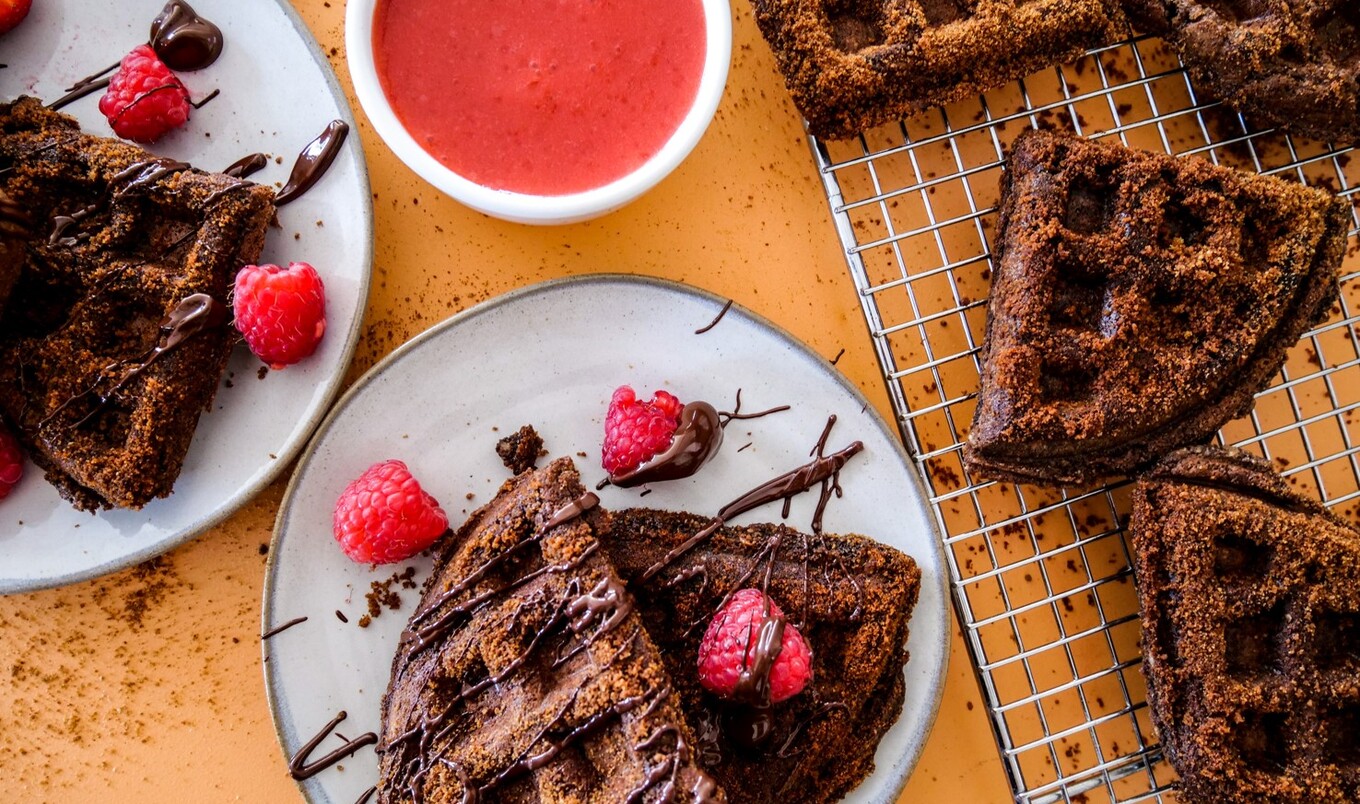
left=597, top=508, right=921, bottom=804
left=1147, top=0, right=1360, bottom=144
left=1131, top=446, right=1360, bottom=804
left=377, top=458, right=723, bottom=804
left=966, top=128, right=1349, bottom=486
left=749, top=0, right=1127, bottom=139
left=0, top=97, right=273, bottom=510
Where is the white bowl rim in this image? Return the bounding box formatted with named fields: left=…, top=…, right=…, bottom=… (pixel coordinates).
left=345, top=0, right=732, bottom=225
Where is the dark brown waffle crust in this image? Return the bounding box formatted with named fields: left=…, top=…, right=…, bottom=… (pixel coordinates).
left=966, top=128, right=1349, bottom=486
left=377, top=459, right=723, bottom=804
left=1138, top=0, right=1360, bottom=144
left=749, top=0, right=1127, bottom=139
left=597, top=508, right=921, bottom=804
left=1132, top=446, right=1360, bottom=803
left=0, top=97, right=274, bottom=510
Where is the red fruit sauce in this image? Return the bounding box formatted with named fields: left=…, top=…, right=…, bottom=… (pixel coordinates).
left=372, top=0, right=707, bottom=196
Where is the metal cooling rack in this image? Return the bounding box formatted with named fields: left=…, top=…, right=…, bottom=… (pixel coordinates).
left=808, top=33, right=1360, bottom=804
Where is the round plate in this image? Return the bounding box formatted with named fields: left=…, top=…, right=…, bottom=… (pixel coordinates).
left=0, top=0, right=372, bottom=592
left=264, top=275, right=948, bottom=804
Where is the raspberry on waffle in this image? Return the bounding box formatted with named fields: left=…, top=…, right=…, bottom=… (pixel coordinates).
left=597, top=508, right=921, bottom=804
left=0, top=97, right=274, bottom=510
left=1132, top=446, right=1360, bottom=803
left=966, top=128, right=1350, bottom=486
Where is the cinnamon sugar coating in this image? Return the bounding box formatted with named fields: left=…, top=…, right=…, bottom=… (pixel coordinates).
left=966, top=128, right=1348, bottom=486
left=0, top=97, right=274, bottom=510
left=377, top=458, right=723, bottom=804
left=1138, top=0, right=1360, bottom=144
left=749, top=0, right=1127, bottom=139
left=1132, top=446, right=1360, bottom=803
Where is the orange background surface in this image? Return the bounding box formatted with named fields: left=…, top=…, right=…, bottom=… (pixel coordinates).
left=1, top=0, right=1012, bottom=801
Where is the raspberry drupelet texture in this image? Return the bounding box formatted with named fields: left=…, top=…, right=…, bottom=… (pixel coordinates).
left=233, top=261, right=327, bottom=369
left=97, top=45, right=192, bottom=143
left=0, top=423, right=22, bottom=500
left=601, top=385, right=684, bottom=476
left=698, top=588, right=812, bottom=704
left=333, top=460, right=449, bottom=565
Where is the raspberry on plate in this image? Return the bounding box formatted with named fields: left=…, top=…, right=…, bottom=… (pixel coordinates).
left=0, top=0, right=32, bottom=36
left=97, top=45, right=192, bottom=143
left=0, top=423, right=22, bottom=500
left=333, top=460, right=448, bottom=565
left=233, top=261, right=327, bottom=369
left=698, top=587, right=812, bottom=705
left=602, top=385, right=684, bottom=477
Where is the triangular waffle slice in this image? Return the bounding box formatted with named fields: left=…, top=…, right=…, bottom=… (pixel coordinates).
left=1148, top=0, right=1360, bottom=144
left=1132, top=446, right=1360, bottom=803
left=596, top=508, right=921, bottom=804
left=966, top=128, right=1349, bottom=485
left=0, top=97, right=274, bottom=510
left=749, top=0, right=1127, bottom=139
left=377, top=458, right=724, bottom=804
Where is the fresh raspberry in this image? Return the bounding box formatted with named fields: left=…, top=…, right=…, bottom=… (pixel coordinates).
left=333, top=460, right=449, bottom=564
left=0, top=424, right=22, bottom=501
left=698, top=588, right=812, bottom=704
left=233, top=261, right=327, bottom=369
left=602, top=386, right=684, bottom=476
left=97, top=45, right=192, bottom=143
left=0, top=0, right=32, bottom=35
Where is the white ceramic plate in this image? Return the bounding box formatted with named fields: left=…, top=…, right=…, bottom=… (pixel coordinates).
left=264, top=275, right=948, bottom=804
left=0, top=0, right=371, bottom=592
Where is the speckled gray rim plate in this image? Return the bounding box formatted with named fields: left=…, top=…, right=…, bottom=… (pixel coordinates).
left=0, top=0, right=372, bottom=593
left=263, top=274, right=949, bottom=804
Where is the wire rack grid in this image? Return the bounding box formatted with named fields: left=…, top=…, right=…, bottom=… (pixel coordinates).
left=807, top=32, right=1360, bottom=804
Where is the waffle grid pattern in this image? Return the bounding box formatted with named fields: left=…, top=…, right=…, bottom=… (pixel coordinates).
left=807, top=32, right=1360, bottom=804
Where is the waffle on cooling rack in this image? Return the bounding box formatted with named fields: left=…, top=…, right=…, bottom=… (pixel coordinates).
left=599, top=508, right=921, bottom=804
left=965, top=128, right=1349, bottom=486
left=377, top=458, right=722, bottom=804
left=1132, top=446, right=1360, bottom=804
left=1148, top=0, right=1360, bottom=144
left=0, top=97, right=273, bottom=510
left=748, top=0, right=1128, bottom=139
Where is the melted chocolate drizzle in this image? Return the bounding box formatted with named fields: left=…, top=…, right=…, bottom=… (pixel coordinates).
left=387, top=486, right=716, bottom=803
left=288, top=711, right=378, bottom=780
left=636, top=416, right=864, bottom=584
left=39, top=293, right=228, bottom=431
left=274, top=120, right=349, bottom=206
left=261, top=616, right=308, bottom=640
left=610, top=402, right=724, bottom=488
left=47, top=63, right=117, bottom=112
left=223, top=153, right=268, bottom=179
left=543, top=491, right=599, bottom=528
left=694, top=299, right=733, bottom=335
left=149, top=0, right=224, bottom=71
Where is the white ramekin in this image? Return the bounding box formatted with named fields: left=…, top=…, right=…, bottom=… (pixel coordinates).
left=345, top=0, right=732, bottom=225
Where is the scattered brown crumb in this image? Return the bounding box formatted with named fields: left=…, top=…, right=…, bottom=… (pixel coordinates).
left=495, top=425, right=544, bottom=475
left=361, top=567, right=419, bottom=626
left=257, top=366, right=269, bottom=380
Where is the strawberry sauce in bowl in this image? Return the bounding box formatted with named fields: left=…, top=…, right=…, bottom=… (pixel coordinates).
left=347, top=0, right=731, bottom=224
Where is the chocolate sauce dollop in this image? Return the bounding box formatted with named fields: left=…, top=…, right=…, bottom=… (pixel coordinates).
left=611, top=401, right=723, bottom=487
left=149, top=0, right=224, bottom=71
left=275, top=120, right=350, bottom=206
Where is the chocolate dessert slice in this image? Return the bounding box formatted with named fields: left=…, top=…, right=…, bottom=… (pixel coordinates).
left=0, top=96, right=273, bottom=510
left=749, top=0, right=1126, bottom=139
left=1143, top=0, right=1360, bottom=144
left=597, top=508, right=921, bottom=804
left=966, top=128, right=1349, bottom=485
left=1131, top=446, right=1360, bottom=804
left=377, top=458, right=724, bottom=804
